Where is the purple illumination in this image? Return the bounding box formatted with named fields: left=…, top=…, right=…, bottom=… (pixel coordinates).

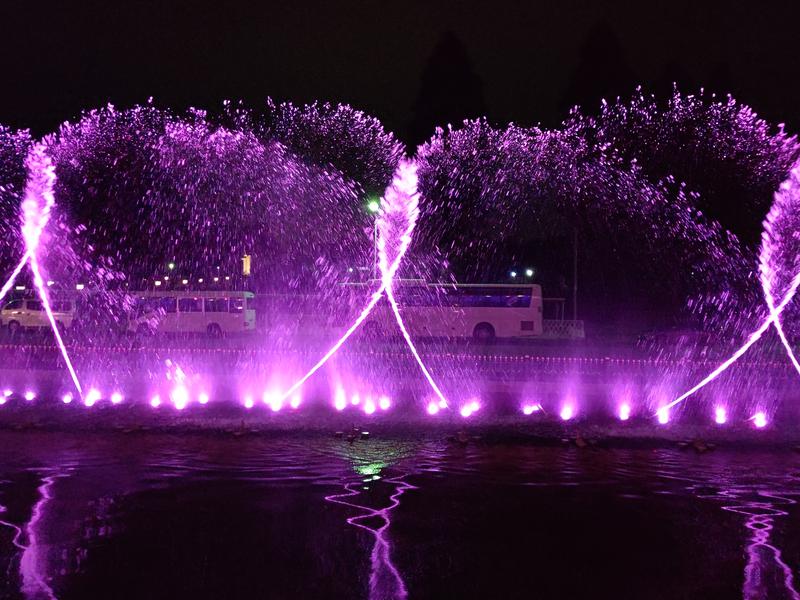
left=110, top=392, right=123, bottom=405
left=289, top=394, right=301, bottom=409
left=668, top=166, right=800, bottom=411
left=715, top=406, right=728, bottom=425
left=0, top=397, right=5, bottom=406
left=618, top=403, right=631, bottom=421
left=334, top=388, right=347, bottom=411
left=243, top=395, right=255, bottom=410
left=198, top=392, right=210, bottom=405
left=84, top=388, right=101, bottom=407
left=171, top=386, right=189, bottom=410
left=522, top=403, right=541, bottom=416
left=364, top=398, right=377, bottom=415
left=325, top=474, right=415, bottom=600
left=460, top=400, right=480, bottom=418
left=61, top=393, right=73, bottom=405
left=559, top=404, right=574, bottom=421
left=426, top=401, right=440, bottom=416
left=753, top=412, right=768, bottom=428
left=351, top=393, right=361, bottom=406
left=24, top=391, right=35, bottom=402
left=149, top=395, right=161, bottom=408
left=3, top=389, right=11, bottom=398
left=657, top=407, right=670, bottom=425
left=378, top=396, right=391, bottom=411
left=19, top=146, right=83, bottom=398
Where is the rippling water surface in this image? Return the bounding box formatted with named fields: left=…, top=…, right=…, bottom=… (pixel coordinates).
left=0, top=431, right=799, bottom=599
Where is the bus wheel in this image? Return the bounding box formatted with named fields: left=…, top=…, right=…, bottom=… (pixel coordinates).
left=473, top=323, right=496, bottom=343
left=7, top=321, right=20, bottom=338
left=207, top=323, right=222, bottom=338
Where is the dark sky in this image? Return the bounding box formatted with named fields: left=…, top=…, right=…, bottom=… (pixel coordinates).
left=2, top=0, right=799, bottom=142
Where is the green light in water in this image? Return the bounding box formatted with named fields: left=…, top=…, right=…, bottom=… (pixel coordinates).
left=355, top=461, right=386, bottom=477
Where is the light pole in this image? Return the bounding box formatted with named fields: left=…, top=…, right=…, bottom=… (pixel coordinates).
left=367, top=198, right=380, bottom=280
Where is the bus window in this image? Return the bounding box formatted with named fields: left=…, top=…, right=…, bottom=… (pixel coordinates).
left=161, top=297, right=177, bottom=313
left=204, top=297, right=229, bottom=313
left=135, top=297, right=161, bottom=317
left=178, top=297, right=203, bottom=312
left=230, top=297, right=245, bottom=314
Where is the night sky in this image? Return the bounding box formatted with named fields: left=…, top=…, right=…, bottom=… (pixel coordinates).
left=1, top=1, right=799, bottom=143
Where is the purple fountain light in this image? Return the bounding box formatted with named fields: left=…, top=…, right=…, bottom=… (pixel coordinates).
left=667, top=164, right=800, bottom=410
left=325, top=474, right=415, bottom=600
left=0, top=145, right=83, bottom=397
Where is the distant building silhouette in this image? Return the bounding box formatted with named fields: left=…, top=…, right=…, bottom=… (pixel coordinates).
left=408, top=31, right=487, bottom=148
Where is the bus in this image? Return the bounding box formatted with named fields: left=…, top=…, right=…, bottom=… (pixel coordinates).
left=127, top=290, right=256, bottom=337
left=0, top=297, right=76, bottom=335
left=342, top=281, right=543, bottom=342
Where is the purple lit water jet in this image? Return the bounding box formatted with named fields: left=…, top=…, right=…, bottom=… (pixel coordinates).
left=325, top=474, right=415, bottom=600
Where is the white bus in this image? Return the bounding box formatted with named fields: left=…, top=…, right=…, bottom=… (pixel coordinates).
left=127, top=290, right=256, bottom=337
left=342, top=281, right=543, bottom=342
left=1, top=297, right=76, bottom=335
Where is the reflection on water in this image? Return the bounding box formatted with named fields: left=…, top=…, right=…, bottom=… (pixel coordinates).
left=0, top=432, right=798, bottom=599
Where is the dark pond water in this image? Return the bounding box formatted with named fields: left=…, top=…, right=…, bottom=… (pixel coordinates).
left=0, top=431, right=799, bottom=599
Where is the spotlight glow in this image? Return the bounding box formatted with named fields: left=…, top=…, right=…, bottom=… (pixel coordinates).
left=0, top=397, right=5, bottom=406
left=110, top=392, right=123, bottom=405
left=289, top=394, right=301, bottom=409
left=438, top=399, right=448, bottom=409
left=334, top=388, right=347, bottom=411
left=198, top=392, right=210, bottom=405
left=657, top=407, right=670, bottom=425
left=24, top=391, right=35, bottom=402
left=171, top=386, right=189, bottom=410
left=522, top=403, right=540, bottom=416
left=378, top=396, right=391, bottom=411
left=753, top=412, right=767, bottom=428
left=459, top=405, right=472, bottom=418
left=714, top=406, right=727, bottom=425
left=243, top=395, right=254, bottom=410
left=426, top=401, right=440, bottom=415
left=150, top=395, right=161, bottom=408
left=61, top=393, right=73, bottom=404
left=364, top=397, right=376, bottom=415
left=351, top=394, right=361, bottom=406
left=84, top=388, right=101, bottom=407
left=559, top=404, right=574, bottom=421
left=618, top=403, right=631, bottom=421
left=3, top=389, right=11, bottom=398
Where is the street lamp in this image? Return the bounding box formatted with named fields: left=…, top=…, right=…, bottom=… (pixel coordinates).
left=525, top=268, right=534, bottom=278
left=366, top=197, right=380, bottom=279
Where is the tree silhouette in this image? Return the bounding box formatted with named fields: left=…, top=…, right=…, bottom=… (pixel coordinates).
left=560, top=20, right=637, bottom=115
left=409, top=31, right=487, bottom=148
